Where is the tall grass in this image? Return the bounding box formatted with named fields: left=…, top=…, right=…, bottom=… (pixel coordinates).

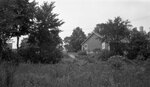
left=13, top=59, right=150, bottom=87
left=1, top=55, right=149, bottom=87
left=0, top=62, right=16, bottom=87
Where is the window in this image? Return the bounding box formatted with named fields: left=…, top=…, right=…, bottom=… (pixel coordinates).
left=84, top=44, right=88, bottom=50
left=102, top=42, right=105, bottom=49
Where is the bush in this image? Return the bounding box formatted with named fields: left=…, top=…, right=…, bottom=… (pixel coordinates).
left=93, top=48, right=101, bottom=53
left=18, top=46, right=40, bottom=63
left=86, top=55, right=98, bottom=63
left=47, top=49, right=63, bottom=64
left=127, top=49, right=150, bottom=60
left=136, top=55, right=145, bottom=61
left=78, top=51, right=87, bottom=56
left=127, top=30, right=150, bottom=60
left=96, top=49, right=114, bottom=61
left=108, top=55, right=126, bottom=70
left=2, top=48, right=20, bottom=64
left=18, top=46, right=63, bottom=64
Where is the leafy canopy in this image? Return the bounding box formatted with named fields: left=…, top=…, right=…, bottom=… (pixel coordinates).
left=95, top=17, right=131, bottom=55
left=64, top=27, right=86, bottom=52
left=95, top=16, right=131, bottom=43
left=127, top=28, right=150, bottom=60
left=27, top=2, right=64, bottom=63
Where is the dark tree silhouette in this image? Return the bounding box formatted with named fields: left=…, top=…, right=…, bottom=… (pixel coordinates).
left=95, top=17, right=131, bottom=55
left=28, top=2, right=64, bottom=63
left=64, top=27, right=86, bottom=52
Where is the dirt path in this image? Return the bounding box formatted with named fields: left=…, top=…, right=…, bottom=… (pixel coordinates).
left=68, top=53, right=76, bottom=59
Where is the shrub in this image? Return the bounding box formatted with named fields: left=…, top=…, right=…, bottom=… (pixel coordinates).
left=2, top=48, right=20, bottom=64
left=108, top=55, right=126, bottom=70
left=136, top=55, right=145, bottom=61
left=82, top=55, right=97, bottom=63
left=78, top=50, right=87, bottom=56
left=47, top=49, right=63, bottom=64
left=97, top=49, right=114, bottom=61
left=127, top=30, right=150, bottom=60
left=18, top=46, right=40, bottom=63
left=93, top=48, right=101, bottom=53
left=18, top=46, right=63, bottom=64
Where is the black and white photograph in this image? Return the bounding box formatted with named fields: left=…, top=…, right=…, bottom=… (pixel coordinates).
left=0, top=0, right=150, bottom=87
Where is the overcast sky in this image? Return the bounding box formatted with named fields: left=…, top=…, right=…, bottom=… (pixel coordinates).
left=35, top=0, right=150, bottom=39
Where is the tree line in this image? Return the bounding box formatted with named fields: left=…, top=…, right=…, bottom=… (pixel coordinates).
left=0, top=0, right=64, bottom=64
left=64, top=17, right=150, bottom=60
left=0, top=0, right=149, bottom=64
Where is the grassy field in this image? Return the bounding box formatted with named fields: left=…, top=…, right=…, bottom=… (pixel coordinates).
left=0, top=55, right=150, bottom=87
left=10, top=57, right=150, bottom=87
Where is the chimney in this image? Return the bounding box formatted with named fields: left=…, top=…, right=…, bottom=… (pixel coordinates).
left=139, top=26, right=144, bottom=32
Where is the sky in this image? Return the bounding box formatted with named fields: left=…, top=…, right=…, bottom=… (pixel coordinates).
left=35, top=0, right=150, bottom=39
left=11, top=0, right=150, bottom=48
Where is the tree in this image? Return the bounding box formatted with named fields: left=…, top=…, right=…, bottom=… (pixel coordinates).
left=64, top=36, right=72, bottom=52
left=96, top=17, right=131, bottom=55
left=64, top=27, right=86, bottom=52
left=0, top=0, right=16, bottom=60
left=127, top=28, right=150, bottom=60
left=10, top=0, right=37, bottom=50
left=0, top=0, right=37, bottom=51
left=87, top=32, right=92, bottom=38
left=28, top=2, right=64, bottom=63
left=0, top=0, right=37, bottom=62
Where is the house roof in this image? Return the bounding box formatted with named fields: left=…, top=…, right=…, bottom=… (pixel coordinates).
left=81, top=32, right=103, bottom=45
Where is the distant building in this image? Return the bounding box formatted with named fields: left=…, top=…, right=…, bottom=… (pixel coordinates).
left=81, top=32, right=110, bottom=53
left=81, top=31, right=130, bottom=54
left=6, top=39, right=14, bottom=49
left=20, top=37, right=29, bottom=48
left=6, top=35, right=28, bottom=49
left=139, top=26, right=146, bottom=34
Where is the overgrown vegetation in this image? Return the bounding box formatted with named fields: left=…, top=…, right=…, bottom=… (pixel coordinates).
left=0, top=0, right=150, bottom=86
left=1, top=56, right=148, bottom=87
left=0, top=0, right=64, bottom=86
left=78, top=50, right=87, bottom=56
left=95, top=17, right=150, bottom=60
left=0, top=0, right=64, bottom=64
left=0, top=62, right=16, bottom=87
left=127, top=28, right=150, bottom=60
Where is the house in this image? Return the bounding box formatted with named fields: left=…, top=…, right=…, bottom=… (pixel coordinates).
left=81, top=32, right=110, bottom=53
left=6, top=39, right=15, bottom=49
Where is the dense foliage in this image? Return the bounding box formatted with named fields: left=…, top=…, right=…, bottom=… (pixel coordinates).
left=127, top=28, right=150, bottom=60
left=0, top=0, right=36, bottom=50
left=0, top=1, right=64, bottom=64
left=95, top=17, right=150, bottom=60
left=18, top=2, right=64, bottom=64
left=95, top=17, right=131, bottom=55
left=64, top=27, right=86, bottom=52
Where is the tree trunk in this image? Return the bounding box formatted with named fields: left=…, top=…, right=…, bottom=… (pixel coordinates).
left=16, top=36, right=19, bottom=50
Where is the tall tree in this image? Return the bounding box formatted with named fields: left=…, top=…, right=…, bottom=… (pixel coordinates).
left=28, top=2, right=64, bottom=63
left=10, top=0, right=37, bottom=50
left=96, top=17, right=131, bottom=54
left=0, top=0, right=16, bottom=59
left=127, top=27, right=150, bottom=60
left=64, top=27, right=86, bottom=52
